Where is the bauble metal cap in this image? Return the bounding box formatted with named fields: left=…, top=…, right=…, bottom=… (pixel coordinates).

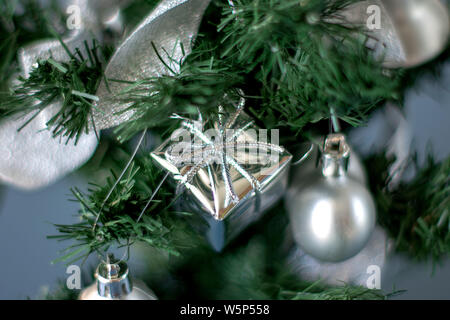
left=96, top=255, right=132, bottom=298
left=321, top=133, right=350, bottom=177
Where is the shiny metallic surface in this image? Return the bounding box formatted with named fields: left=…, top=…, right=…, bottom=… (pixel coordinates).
left=286, top=135, right=376, bottom=262
left=151, top=110, right=292, bottom=250
left=79, top=258, right=157, bottom=300
left=152, top=111, right=292, bottom=220
left=287, top=173, right=376, bottom=262
left=96, top=259, right=132, bottom=298
left=341, top=0, right=449, bottom=68
left=181, top=160, right=291, bottom=251
left=290, top=138, right=367, bottom=186
left=321, top=133, right=350, bottom=177
left=79, top=279, right=157, bottom=300
left=93, top=0, right=212, bottom=130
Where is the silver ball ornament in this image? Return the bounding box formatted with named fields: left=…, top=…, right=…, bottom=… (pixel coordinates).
left=341, top=0, right=449, bottom=68
left=286, top=134, right=376, bottom=262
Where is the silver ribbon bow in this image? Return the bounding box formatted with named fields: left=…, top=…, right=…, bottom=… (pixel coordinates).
left=165, top=97, right=285, bottom=211
left=92, top=0, right=212, bottom=130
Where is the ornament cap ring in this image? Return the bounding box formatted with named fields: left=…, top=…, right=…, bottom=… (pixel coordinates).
left=96, top=254, right=133, bottom=298
left=321, top=133, right=350, bottom=177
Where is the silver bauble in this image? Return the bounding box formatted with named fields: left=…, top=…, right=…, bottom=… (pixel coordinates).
left=340, top=0, right=449, bottom=68
left=79, top=257, right=157, bottom=300
left=286, top=134, right=376, bottom=262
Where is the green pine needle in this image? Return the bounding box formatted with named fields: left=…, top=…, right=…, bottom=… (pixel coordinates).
left=366, top=153, right=450, bottom=264
left=0, top=0, right=64, bottom=90
left=0, top=39, right=107, bottom=144
left=113, top=50, right=243, bottom=142
left=49, top=148, right=194, bottom=264
left=116, top=0, right=401, bottom=140
left=280, top=284, right=395, bottom=300
left=217, top=0, right=400, bottom=132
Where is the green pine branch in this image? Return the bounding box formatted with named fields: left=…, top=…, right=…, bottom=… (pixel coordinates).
left=0, top=38, right=109, bottom=144
left=113, top=47, right=244, bottom=142
left=46, top=198, right=401, bottom=300
left=218, top=0, right=401, bottom=132
left=366, top=153, right=450, bottom=264
left=280, top=284, right=396, bottom=300
left=115, top=0, right=401, bottom=141
left=0, top=0, right=57, bottom=92
left=49, top=146, right=196, bottom=264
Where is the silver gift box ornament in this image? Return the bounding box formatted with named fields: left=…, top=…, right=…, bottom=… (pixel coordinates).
left=150, top=103, right=292, bottom=250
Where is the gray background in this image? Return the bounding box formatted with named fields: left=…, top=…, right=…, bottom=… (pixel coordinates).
left=0, top=62, right=449, bottom=300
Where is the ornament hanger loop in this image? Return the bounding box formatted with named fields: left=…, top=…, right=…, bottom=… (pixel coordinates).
left=321, top=133, right=350, bottom=177
left=329, top=106, right=341, bottom=133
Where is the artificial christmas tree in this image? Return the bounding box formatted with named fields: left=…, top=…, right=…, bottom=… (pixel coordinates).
left=0, top=0, right=449, bottom=300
